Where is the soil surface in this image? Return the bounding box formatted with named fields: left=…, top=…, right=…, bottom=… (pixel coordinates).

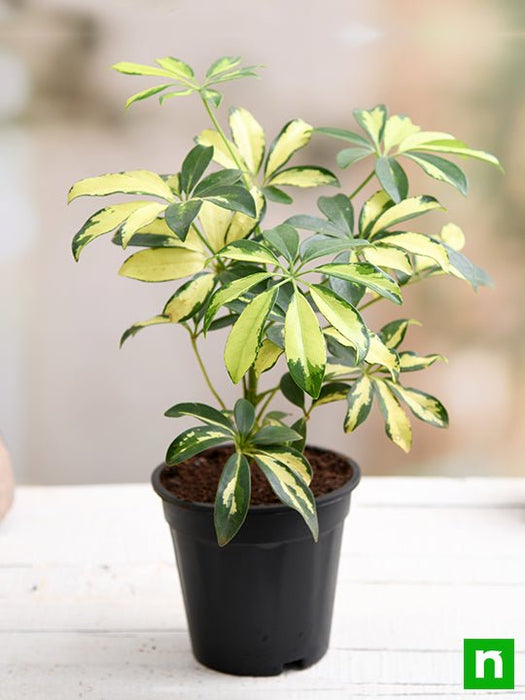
left=160, top=445, right=355, bottom=505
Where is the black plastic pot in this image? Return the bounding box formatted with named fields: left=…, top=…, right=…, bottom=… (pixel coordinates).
left=151, top=446, right=361, bottom=676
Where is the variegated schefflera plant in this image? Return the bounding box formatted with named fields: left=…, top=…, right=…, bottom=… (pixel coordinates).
left=68, top=56, right=501, bottom=545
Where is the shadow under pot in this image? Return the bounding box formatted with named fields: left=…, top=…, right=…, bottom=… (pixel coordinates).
left=151, top=445, right=361, bottom=676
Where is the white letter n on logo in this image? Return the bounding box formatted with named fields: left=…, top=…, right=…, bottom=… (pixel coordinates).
left=475, top=649, right=503, bottom=679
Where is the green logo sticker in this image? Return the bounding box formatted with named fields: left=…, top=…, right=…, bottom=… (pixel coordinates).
left=463, top=639, right=515, bottom=690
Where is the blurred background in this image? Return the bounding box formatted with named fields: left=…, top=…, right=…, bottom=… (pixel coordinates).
left=0, top=0, right=523, bottom=484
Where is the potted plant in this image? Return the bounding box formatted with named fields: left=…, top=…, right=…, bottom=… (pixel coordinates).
left=68, top=55, right=500, bottom=676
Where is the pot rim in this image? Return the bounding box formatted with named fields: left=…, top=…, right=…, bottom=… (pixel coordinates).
left=151, top=444, right=361, bottom=514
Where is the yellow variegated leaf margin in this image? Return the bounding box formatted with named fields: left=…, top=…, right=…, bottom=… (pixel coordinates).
left=309, top=284, right=369, bottom=363
left=197, top=129, right=245, bottom=170
left=312, top=382, right=350, bottom=409
left=386, top=381, right=448, bottom=428
left=379, top=318, right=420, bottom=349
left=267, top=167, right=338, bottom=189
left=370, top=195, right=443, bottom=237
left=119, top=246, right=206, bottom=282
left=344, top=375, right=373, bottom=432
left=68, top=170, right=175, bottom=203
left=362, top=245, right=412, bottom=275
left=214, top=452, right=251, bottom=546
left=377, top=232, right=450, bottom=272
left=163, top=273, right=215, bottom=322
left=120, top=202, right=167, bottom=248
left=226, top=187, right=264, bottom=244
left=198, top=201, right=234, bottom=251
left=383, top=115, right=421, bottom=154
left=254, top=339, right=283, bottom=377
left=365, top=332, right=399, bottom=379
left=285, top=291, right=326, bottom=398
left=359, top=190, right=393, bottom=238
left=251, top=446, right=312, bottom=484
left=373, top=379, right=412, bottom=452
left=397, top=131, right=456, bottom=152
left=254, top=452, right=318, bottom=540
left=264, top=119, right=313, bottom=179
left=399, top=351, right=446, bottom=372
left=229, top=107, right=265, bottom=175
left=72, top=201, right=154, bottom=260
left=224, top=288, right=277, bottom=383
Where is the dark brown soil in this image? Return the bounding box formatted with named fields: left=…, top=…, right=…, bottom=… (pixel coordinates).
left=160, top=445, right=354, bottom=505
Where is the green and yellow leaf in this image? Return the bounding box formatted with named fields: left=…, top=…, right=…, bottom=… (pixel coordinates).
left=403, top=152, right=468, bottom=196
left=218, top=240, right=280, bottom=266
left=386, top=381, right=448, bottom=428
left=317, top=262, right=402, bottom=305
left=309, top=284, right=369, bottom=362
left=252, top=446, right=312, bottom=484
left=225, top=187, right=264, bottom=243
left=254, top=339, right=283, bottom=376
left=224, top=288, right=277, bottom=382
left=164, top=402, right=234, bottom=431
left=198, top=201, right=233, bottom=251
left=407, top=139, right=501, bottom=169
left=72, top=202, right=153, bottom=260
left=440, top=223, right=465, bottom=251
left=229, top=107, right=265, bottom=175
left=163, top=273, right=215, bottom=322
left=120, top=202, right=167, bottom=247
left=197, top=129, right=245, bottom=170
left=379, top=318, right=420, bottom=349
left=264, top=119, right=313, bottom=179
left=398, top=351, right=446, bottom=372
left=353, top=105, right=387, bottom=150
left=344, top=375, right=373, bottom=432
left=267, top=166, right=338, bottom=189
left=362, top=245, right=412, bottom=275
left=373, top=379, right=412, bottom=452
left=383, top=115, right=420, bottom=153
left=205, top=272, right=271, bottom=331
left=166, top=426, right=232, bottom=464
left=254, top=452, right=318, bottom=540
left=359, top=190, right=394, bottom=238
left=119, top=246, right=206, bottom=282
left=284, top=291, right=326, bottom=398
left=68, top=170, right=175, bottom=203
left=397, top=130, right=456, bottom=152
left=377, top=232, right=450, bottom=271
left=214, top=452, right=251, bottom=546
left=370, top=195, right=443, bottom=236
left=120, top=315, right=171, bottom=347
left=312, top=382, right=350, bottom=409
left=365, top=332, right=400, bottom=379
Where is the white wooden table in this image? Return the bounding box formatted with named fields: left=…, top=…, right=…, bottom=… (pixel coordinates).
left=1, top=478, right=524, bottom=698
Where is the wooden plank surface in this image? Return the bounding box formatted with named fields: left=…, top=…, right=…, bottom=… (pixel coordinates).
left=1, top=478, right=525, bottom=698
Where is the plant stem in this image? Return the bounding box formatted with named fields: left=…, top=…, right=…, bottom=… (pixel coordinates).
left=190, top=332, right=227, bottom=410
left=256, top=385, right=280, bottom=421
left=349, top=170, right=375, bottom=199
left=201, top=96, right=251, bottom=187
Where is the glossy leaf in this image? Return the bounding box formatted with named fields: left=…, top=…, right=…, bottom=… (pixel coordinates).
left=197, top=129, right=245, bottom=170
left=112, top=62, right=179, bottom=79
left=300, top=236, right=368, bottom=263
left=382, top=115, right=420, bottom=153
left=193, top=169, right=242, bottom=197
left=318, top=194, right=354, bottom=236
left=404, top=152, right=468, bottom=195
left=309, top=285, right=369, bottom=362
left=253, top=453, right=318, bottom=539
left=68, top=170, right=175, bottom=203
left=234, top=398, right=255, bottom=435
left=373, top=379, right=412, bottom=452
left=120, top=315, right=171, bottom=347
left=312, top=382, right=350, bottom=409
left=165, top=200, right=203, bottom=240
left=365, top=332, right=400, bottom=379
left=280, top=372, right=305, bottom=408
left=263, top=185, right=293, bottom=205
left=317, top=263, right=402, bottom=305
left=119, top=246, right=205, bottom=282
left=377, top=232, right=450, bottom=271
left=264, top=119, right=313, bottom=178
left=206, top=56, right=241, bottom=78
left=166, top=426, right=232, bottom=464
left=163, top=273, right=215, bottom=322
left=359, top=190, right=394, bottom=238
left=344, top=375, right=373, bottom=432
left=370, top=195, right=443, bottom=237
left=263, top=225, right=299, bottom=261
left=387, top=382, right=448, bottom=428
left=254, top=339, right=283, bottom=376
left=285, top=291, right=326, bottom=398
left=379, top=319, right=420, bottom=349
left=225, top=288, right=277, bottom=382
left=214, top=452, right=251, bottom=546
left=406, top=138, right=502, bottom=169
left=353, top=105, right=387, bottom=149
left=268, top=166, right=338, bottom=189
left=120, top=202, right=167, bottom=248
left=204, top=272, right=271, bottom=331
left=125, top=84, right=174, bottom=109
left=375, top=156, right=408, bottom=203
left=218, top=240, right=280, bottom=266
left=398, top=351, right=446, bottom=372
left=164, top=402, right=234, bottom=431
left=204, top=186, right=257, bottom=217
left=362, top=245, right=412, bottom=275
left=155, top=57, right=194, bottom=79
left=251, top=426, right=302, bottom=446
left=315, top=126, right=371, bottom=147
